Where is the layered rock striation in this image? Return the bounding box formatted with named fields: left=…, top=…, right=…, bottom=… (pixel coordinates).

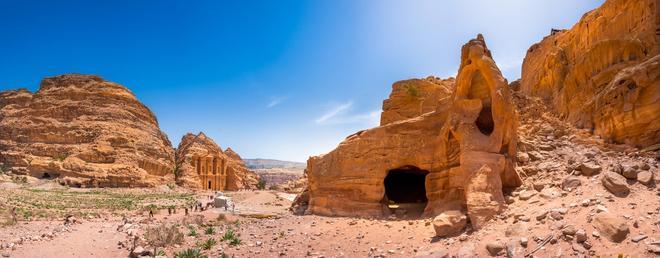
left=0, top=74, right=175, bottom=187
left=520, top=0, right=659, bottom=147
left=302, top=36, right=521, bottom=231
left=175, top=132, right=258, bottom=191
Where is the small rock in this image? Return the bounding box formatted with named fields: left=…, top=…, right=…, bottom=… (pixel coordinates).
left=519, top=191, right=536, bottom=201
left=575, top=229, right=587, bottom=243
left=592, top=213, right=629, bottom=242
left=580, top=162, right=602, bottom=176
left=631, top=235, right=647, bottom=243
left=550, top=211, right=563, bottom=220
left=432, top=210, right=467, bottom=237
left=637, top=171, right=654, bottom=186
left=561, top=176, right=582, bottom=191
left=485, top=242, right=504, bottom=256
left=601, top=171, right=630, bottom=196
left=535, top=211, right=548, bottom=221
left=621, top=165, right=638, bottom=179
left=561, top=225, right=577, bottom=236
left=458, top=243, right=475, bottom=258
left=520, top=237, right=528, bottom=247
left=518, top=153, right=530, bottom=163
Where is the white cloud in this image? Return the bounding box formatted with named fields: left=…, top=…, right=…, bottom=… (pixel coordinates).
left=315, top=101, right=353, bottom=124
left=266, top=96, right=287, bottom=108
left=315, top=101, right=380, bottom=126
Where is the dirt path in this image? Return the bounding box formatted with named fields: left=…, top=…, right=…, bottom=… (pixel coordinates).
left=9, top=220, right=128, bottom=258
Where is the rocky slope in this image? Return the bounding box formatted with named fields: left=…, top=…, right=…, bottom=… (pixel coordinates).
left=520, top=0, right=659, bottom=148
left=175, top=132, right=259, bottom=190
left=0, top=74, right=175, bottom=187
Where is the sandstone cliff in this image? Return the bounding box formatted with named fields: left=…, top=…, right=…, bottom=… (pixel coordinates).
left=0, top=74, right=175, bottom=187
left=174, top=132, right=258, bottom=190
left=520, top=0, right=659, bottom=147
left=301, top=35, right=521, bottom=231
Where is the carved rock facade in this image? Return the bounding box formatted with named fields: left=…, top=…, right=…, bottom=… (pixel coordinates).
left=302, top=36, right=520, bottom=229
left=0, top=74, right=175, bottom=187
left=520, top=0, right=659, bottom=147
left=175, top=132, right=259, bottom=191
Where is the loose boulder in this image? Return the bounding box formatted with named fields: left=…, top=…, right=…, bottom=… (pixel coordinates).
left=601, top=171, right=630, bottom=196
left=432, top=210, right=467, bottom=237
left=592, top=213, right=630, bottom=242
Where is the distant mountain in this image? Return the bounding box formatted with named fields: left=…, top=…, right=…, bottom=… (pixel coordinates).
left=244, top=159, right=306, bottom=170
left=244, top=159, right=306, bottom=187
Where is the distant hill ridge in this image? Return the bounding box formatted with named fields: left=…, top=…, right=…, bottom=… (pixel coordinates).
left=244, top=159, right=305, bottom=170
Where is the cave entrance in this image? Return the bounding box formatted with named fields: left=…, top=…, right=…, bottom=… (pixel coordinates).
left=42, top=173, right=51, bottom=179
left=383, top=166, right=429, bottom=218
left=476, top=106, right=494, bottom=135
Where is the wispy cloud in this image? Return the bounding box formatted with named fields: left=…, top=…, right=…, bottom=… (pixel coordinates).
left=315, top=101, right=353, bottom=123
left=315, top=101, right=380, bottom=126
left=266, top=96, right=287, bottom=108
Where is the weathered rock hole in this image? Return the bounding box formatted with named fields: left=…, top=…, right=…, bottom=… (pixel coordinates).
left=476, top=106, right=494, bottom=135
left=383, top=166, right=428, bottom=217
left=42, top=173, right=51, bottom=179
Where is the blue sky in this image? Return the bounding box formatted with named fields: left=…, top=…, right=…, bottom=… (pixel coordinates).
left=0, top=0, right=603, bottom=162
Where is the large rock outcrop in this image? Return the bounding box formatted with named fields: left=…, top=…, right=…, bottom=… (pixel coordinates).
left=0, top=74, right=175, bottom=187
left=302, top=35, right=521, bottom=227
left=175, top=132, right=258, bottom=191
left=380, top=77, right=454, bottom=126
left=520, top=0, right=659, bottom=147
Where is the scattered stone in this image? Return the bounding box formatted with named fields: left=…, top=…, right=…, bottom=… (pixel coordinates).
left=485, top=241, right=504, bottom=256
left=519, top=191, right=536, bottom=201
left=575, top=229, right=587, bottom=243
left=432, top=210, right=467, bottom=237
left=549, top=211, right=563, bottom=220
left=580, top=162, right=602, bottom=176
left=535, top=211, right=548, bottom=221
left=518, top=152, right=530, bottom=164
left=637, top=171, right=653, bottom=186
left=631, top=235, right=647, bottom=243
left=601, top=171, right=630, bottom=196
left=561, top=176, right=582, bottom=191
left=621, top=165, right=638, bottom=179
left=592, top=213, right=630, bottom=242
left=561, top=225, right=577, bottom=236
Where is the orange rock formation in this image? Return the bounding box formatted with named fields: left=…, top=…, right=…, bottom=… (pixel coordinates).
left=520, top=0, right=659, bottom=147
left=302, top=36, right=521, bottom=231
left=0, top=74, right=175, bottom=187
left=175, top=132, right=259, bottom=191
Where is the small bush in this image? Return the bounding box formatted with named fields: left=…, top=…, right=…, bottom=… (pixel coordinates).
left=204, top=226, right=215, bottom=235
left=52, top=153, right=68, bottom=162
left=257, top=179, right=266, bottom=190
left=198, top=238, right=217, bottom=250
left=221, top=228, right=242, bottom=246
left=187, top=227, right=198, bottom=237
left=174, top=248, right=207, bottom=258
left=144, top=223, right=184, bottom=249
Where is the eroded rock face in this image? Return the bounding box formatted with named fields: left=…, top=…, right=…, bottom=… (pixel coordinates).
left=0, top=74, right=175, bottom=187
left=380, top=77, right=454, bottom=126
left=175, top=132, right=259, bottom=191
left=302, top=35, right=520, bottom=226
left=520, top=0, right=659, bottom=147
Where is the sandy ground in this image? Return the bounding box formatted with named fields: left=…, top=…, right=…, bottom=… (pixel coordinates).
left=0, top=185, right=656, bottom=258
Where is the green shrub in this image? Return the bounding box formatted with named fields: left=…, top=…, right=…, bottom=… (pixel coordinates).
left=174, top=248, right=207, bottom=258
left=187, top=227, right=198, bottom=237
left=221, top=228, right=242, bottom=246
left=198, top=238, right=217, bottom=250
left=256, top=179, right=266, bottom=190
left=204, top=226, right=215, bottom=235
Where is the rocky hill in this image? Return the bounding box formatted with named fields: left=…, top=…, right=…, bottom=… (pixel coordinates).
left=0, top=74, right=175, bottom=187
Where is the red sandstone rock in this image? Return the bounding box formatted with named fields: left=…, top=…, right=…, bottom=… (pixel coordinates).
left=301, top=35, right=520, bottom=230
left=520, top=0, right=659, bottom=147
left=175, top=132, right=258, bottom=191
left=0, top=74, right=175, bottom=187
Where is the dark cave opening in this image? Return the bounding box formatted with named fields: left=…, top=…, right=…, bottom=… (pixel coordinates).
left=476, top=106, right=494, bottom=135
